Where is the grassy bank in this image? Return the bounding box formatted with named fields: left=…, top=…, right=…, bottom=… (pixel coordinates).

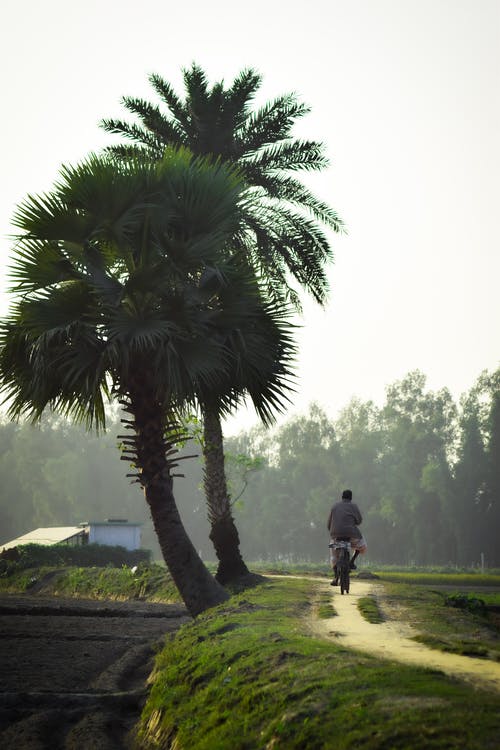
left=0, top=562, right=182, bottom=602
left=375, top=571, right=500, bottom=587
left=379, top=583, right=500, bottom=662
left=135, top=577, right=500, bottom=749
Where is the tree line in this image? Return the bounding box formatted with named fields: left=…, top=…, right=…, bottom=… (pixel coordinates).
left=226, top=368, right=500, bottom=568
left=1, top=367, right=498, bottom=569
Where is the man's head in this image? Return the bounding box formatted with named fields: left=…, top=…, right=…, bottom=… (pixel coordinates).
left=342, top=489, right=352, bottom=501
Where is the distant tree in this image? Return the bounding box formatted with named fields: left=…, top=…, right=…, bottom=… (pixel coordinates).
left=484, top=387, right=500, bottom=565
left=453, top=388, right=487, bottom=565
left=334, top=398, right=384, bottom=556
left=101, top=64, right=342, bottom=582
left=377, top=371, right=456, bottom=564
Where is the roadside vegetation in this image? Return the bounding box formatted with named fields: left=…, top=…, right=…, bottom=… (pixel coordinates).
left=134, top=577, right=500, bottom=749
left=1, top=559, right=499, bottom=746
left=0, top=561, right=182, bottom=603
left=375, top=571, right=500, bottom=586
left=379, top=583, right=500, bottom=663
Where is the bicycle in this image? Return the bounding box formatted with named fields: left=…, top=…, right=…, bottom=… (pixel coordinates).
left=329, top=538, right=351, bottom=595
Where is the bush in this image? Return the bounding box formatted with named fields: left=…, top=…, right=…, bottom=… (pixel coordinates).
left=445, top=593, right=487, bottom=614
left=2, top=543, right=150, bottom=573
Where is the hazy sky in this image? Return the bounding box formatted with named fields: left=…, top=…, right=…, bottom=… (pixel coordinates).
left=1, top=0, right=498, bottom=434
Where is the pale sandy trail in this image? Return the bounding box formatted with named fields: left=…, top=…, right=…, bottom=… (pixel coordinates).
left=311, top=579, right=500, bottom=693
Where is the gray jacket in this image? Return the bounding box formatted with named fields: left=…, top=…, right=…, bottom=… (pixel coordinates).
left=327, top=500, right=363, bottom=539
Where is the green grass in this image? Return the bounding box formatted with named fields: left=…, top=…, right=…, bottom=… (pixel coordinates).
left=0, top=563, right=181, bottom=602
left=357, top=596, right=384, bottom=624
left=0, top=565, right=56, bottom=592
left=135, top=577, right=500, bottom=749
left=412, top=634, right=493, bottom=659
left=379, top=583, right=500, bottom=663
left=374, top=571, right=500, bottom=587
left=316, top=590, right=337, bottom=619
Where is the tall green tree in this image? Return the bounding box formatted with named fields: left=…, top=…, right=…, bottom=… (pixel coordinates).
left=0, top=149, right=288, bottom=614
left=451, top=368, right=500, bottom=566
left=453, top=388, right=487, bottom=565
left=484, top=385, right=500, bottom=565
left=377, top=371, right=456, bottom=564
left=101, top=63, right=342, bottom=581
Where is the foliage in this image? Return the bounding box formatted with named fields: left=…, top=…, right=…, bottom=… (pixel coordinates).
left=52, top=562, right=180, bottom=601
left=0, top=145, right=297, bottom=613
left=102, top=63, right=344, bottom=309
left=0, top=542, right=150, bottom=573
left=101, top=64, right=339, bottom=584
left=0, top=561, right=181, bottom=602
left=136, top=578, right=500, bottom=749
left=444, top=593, right=487, bottom=614
left=1, top=366, right=499, bottom=568
left=381, top=582, right=500, bottom=662
left=375, top=571, right=500, bottom=586
left=228, top=368, right=500, bottom=567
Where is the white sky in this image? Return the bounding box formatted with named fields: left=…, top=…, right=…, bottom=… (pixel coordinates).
left=1, top=0, right=498, bottom=435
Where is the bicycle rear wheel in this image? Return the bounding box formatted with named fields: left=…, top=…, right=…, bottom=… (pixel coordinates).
left=339, top=550, right=350, bottom=595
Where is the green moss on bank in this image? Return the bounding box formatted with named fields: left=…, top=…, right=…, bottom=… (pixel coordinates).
left=380, top=583, right=500, bottom=663
left=136, top=578, right=500, bottom=749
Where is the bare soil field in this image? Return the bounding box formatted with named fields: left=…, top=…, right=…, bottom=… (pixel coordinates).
left=0, top=593, right=189, bottom=749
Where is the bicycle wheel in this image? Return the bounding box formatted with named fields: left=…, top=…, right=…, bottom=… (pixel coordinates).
left=339, top=550, right=350, bottom=595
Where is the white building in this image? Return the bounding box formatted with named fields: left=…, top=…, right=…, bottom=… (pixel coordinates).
left=87, top=519, right=142, bottom=551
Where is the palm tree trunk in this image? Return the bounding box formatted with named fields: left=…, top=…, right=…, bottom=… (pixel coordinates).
left=202, top=406, right=250, bottom=584
left=144, top=476, right=227, bottom=616
left=124, top=378, right=228, bottom=617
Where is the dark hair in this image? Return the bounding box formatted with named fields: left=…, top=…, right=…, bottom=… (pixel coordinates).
left=342, top=489, right=352, bottom=500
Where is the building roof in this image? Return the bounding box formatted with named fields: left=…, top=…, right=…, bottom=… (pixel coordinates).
left=0, top=526, right=86, bottom=551
left=89, top=520, right=142, bottom=527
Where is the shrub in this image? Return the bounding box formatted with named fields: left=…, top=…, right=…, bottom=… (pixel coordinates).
left=4, top=543, right=150, bottom=572
left=444, top=593, right=487, bottom=614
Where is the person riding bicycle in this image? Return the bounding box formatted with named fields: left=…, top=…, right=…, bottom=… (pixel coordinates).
left=327, top=489, right=367, bottom=586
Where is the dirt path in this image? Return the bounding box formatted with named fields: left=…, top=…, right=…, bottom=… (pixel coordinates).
left=312, top=579, right=500, bottom=693
left=0, top=593, right=189, bottom=749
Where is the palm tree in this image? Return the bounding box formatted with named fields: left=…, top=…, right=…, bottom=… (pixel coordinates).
left=102, top=64, right=343, bottom=307
left=101, top=64, right=343, bottom=581
left=196, top=283, right=296, bottom=583
left=0, top=149, right=292, bottom=614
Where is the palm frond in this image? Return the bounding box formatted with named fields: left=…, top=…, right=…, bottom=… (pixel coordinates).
left=149, top=73, right=191, bottom=131
left=235, top=95, right=310, bottom=153
left=104, top=143, right=158, bottom=161
left=100, top=118, right=163, bottom=153
left=244, top=175, right=345, bottom=233
left=120, top=96, right=186, bottom=146
left=183, top=63, right=210, bottom=107
left=225, top=68, right=262, bottom=130
left=241, top=139, right=329, bottom=174
left=8, top=238, right=82, bottom=294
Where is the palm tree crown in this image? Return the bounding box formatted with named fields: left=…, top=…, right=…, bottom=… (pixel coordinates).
left=1, top=149, right=294, bottom=426
left=101, top=64, right=344, bottom=308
